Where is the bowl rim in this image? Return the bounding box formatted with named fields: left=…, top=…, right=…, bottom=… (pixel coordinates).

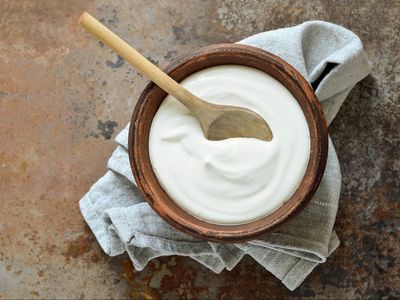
left=128, top=43, right=328, bottom=242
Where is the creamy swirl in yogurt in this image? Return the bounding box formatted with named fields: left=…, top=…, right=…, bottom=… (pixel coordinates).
left=149, top=65, right=310, bottom=225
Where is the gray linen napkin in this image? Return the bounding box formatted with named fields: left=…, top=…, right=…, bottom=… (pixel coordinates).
left=80, top=21, right=370, bottom=290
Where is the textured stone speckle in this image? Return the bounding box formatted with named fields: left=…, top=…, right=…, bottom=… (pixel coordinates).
left=97, top=120, right=118, bottom=140
left=0, top=0, right=399, bottom=298
left=106, top=55, right=125, bottom=69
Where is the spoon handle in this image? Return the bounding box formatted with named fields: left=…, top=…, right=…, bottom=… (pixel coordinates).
left=79, top=12, right=204, bottom=113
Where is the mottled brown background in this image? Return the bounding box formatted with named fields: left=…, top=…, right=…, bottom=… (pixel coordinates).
left=0, top=0, right=399, bottom=299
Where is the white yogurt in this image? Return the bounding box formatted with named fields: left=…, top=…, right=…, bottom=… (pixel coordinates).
left=149, top=65, right=310, bottom=225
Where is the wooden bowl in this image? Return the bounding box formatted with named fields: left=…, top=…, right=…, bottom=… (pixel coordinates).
left=128, top=44, right=328, bottom=242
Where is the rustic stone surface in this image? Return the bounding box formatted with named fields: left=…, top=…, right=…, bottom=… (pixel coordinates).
left=0, top=0, right=398, bottom=298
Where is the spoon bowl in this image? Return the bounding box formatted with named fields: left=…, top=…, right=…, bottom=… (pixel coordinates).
left=204, top=104, right=273, bottom=141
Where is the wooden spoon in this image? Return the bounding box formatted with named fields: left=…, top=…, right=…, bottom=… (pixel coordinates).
left=79, top=12, right=272, bottom=141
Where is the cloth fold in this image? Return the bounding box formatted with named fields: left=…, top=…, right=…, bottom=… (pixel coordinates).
left=80, top=21, right=370, bottom=290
